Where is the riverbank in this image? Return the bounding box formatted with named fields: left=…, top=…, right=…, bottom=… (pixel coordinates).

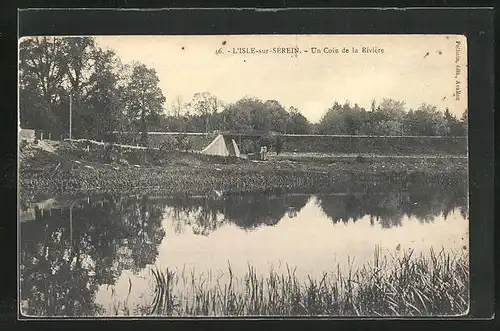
left=135, top=132, right=468, bottom=155
left=19, top=140, right=468, bottom=203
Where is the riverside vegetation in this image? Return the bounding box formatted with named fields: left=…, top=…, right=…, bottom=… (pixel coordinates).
left=114, top=247, right=469, bottom=317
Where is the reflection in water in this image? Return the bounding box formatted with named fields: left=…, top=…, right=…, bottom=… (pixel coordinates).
left=19, top=175, right=468, bottom=317
left=20, top=196, right=166, bottom=316
left=163, top=194, right=310, bottom=236
left=317, top=176, right=468, bottom=227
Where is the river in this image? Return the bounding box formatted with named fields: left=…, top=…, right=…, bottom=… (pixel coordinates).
left=19, top=176, right=469, bottom=317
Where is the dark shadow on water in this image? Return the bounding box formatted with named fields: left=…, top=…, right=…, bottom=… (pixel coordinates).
left=316, top=173, right=468, bottom=227
left=162, top=193, right=310, bottom=235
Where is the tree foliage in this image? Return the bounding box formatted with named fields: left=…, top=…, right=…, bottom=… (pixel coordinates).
left=187, top=92, right=224, bottom=133
left=121, top=62, right=166, bottom=144
left=19, top=37, right=165, bottom=144
left=317, top=99, right=466, bottom=137
left=20, top=37, right=467, bottom=141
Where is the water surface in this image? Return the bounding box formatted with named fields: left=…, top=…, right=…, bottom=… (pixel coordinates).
left=19, top=176, right=469, bottom=317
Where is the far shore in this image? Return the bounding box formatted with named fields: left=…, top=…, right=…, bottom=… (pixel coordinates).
left=19, top=140, right=468, bottom=203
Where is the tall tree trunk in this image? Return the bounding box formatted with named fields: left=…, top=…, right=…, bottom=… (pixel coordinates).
left=141, top=113, right=147, bottom=146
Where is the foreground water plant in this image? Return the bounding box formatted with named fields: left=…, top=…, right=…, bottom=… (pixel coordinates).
left=124, top=247, right=468, bottom=317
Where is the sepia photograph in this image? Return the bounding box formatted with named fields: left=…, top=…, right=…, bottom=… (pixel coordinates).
left=18, top=34, right=469, bottom=318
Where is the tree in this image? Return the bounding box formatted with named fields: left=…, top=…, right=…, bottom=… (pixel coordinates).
left=187, top=92, right=224, bottom=133
left=221, top=97, right=259, bottom=132
left=19, top=36, right=127, bottom=140
left=19, top=72, right=60, bottom=134
left=59, top=37, right=97, bottom=101
left=19, top=37, right=67, bottom=135
left=287, top=106, right=312, bottom=134
left=243, top=97, right=268, bottom=131
left=171, top=95, right=186, bottom=118
left=263, top=100, right=289, bottom=132
left=404, top=104, right=449, bottom=136
left=83, top=48, right=124, bottom=141
left=317, top=101, right=342, bottom=134
left=220, top=97, right=297, bottom=134
left=370, top=99, right=406, bottom=135
left=460, top=109, right=468, bottom=135
left=122, top=62, right=166, bottom=145
left=443, top=108, right=465, bottom=136
left=57, top=37, right=101, bottom=138
left=377, top=99, right=406, bottom=119
left=318, top=101, right=368, bottom=135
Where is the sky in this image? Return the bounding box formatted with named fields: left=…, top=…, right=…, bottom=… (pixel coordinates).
left=94, top=34, right=468, bottom=123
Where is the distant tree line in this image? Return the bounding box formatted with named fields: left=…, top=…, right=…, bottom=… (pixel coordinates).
left=20, top=37, right=468, bottom=146
left=157, top=96, right=467, bottom=137
left=316, top=99, right=467, bottom=136
left=156, top=95, right=312, bottom=135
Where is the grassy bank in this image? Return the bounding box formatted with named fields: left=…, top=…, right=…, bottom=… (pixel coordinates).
left=123, top=133, right=467, bottom=156
left=19, top=140, right=468, bottom=202
left=279, top=135, right=468, bottom=155
left=120, top=247, right=468, bottom=316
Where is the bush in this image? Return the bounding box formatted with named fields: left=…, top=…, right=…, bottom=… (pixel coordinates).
left=240, top=140, right=257, bottom=154
left=258, top=133, right=276, bottom=149
left=159, top=136, right=177, bottom=151
left=103, top=143, right=114, bottom=162
left=356, top=155, right=367, bottom=163
left=175, top=134, right=193, bottom=151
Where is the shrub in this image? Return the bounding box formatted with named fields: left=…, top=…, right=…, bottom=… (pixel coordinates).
left=175, top=134, right=193, bottom=151
left=258, top=133, right=276, bottom=149
left=240, top=140, right=257, bottom=154
left=355, top=155, right=367, bottom=163
left=159, top=136, right=177, bottom=151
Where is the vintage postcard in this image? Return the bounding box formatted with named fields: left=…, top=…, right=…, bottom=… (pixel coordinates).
left=18, top=34, right=468, bottom=318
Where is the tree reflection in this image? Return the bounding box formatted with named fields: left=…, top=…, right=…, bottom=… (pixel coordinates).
left=222, top=194, right=310, bottom=229
left=20, top=195, right=166, bottom=317
left=317, top=174, right=468, bottom=227
left=164, top=193, right=310, bottom=235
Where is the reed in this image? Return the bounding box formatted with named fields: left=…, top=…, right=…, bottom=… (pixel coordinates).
left=130, top=247, right=468, bottom=317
